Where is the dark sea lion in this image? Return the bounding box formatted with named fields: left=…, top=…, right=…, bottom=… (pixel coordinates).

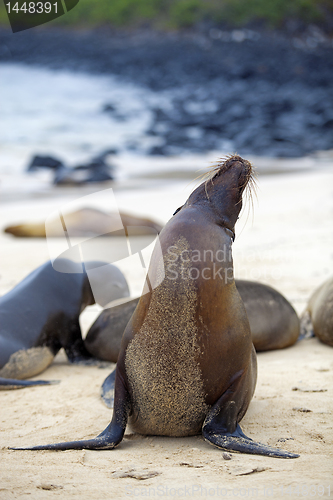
left=85, top=280, right=299, bottom=363
left=0, top=259, right=129, bottom=388
left=12, top=155, right=298, bottom=458
left=4, top=208, right=163, bottom=238
left=302, top=277, right=333, bottom=347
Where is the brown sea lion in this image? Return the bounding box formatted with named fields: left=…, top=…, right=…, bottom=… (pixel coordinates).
left=0, top=259, right=129, bottom=388
left=12, top=155, right=298, bottom=458
left=303, top=277, right=333, bottom=347
left=4, top=208, right=163, bottom=238
left=84, top=281, right=300, bottom=363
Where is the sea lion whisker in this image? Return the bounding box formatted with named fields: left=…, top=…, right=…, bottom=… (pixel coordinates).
left=205, top=180, right=210, bottom=200
left=236, top=175, right=257, bottom=235
left=183, top=168, right=212, bottom=196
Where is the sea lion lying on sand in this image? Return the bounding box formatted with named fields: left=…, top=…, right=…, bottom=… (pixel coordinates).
left=85, top=281, right=300, bottom=363
left=301, top=277, right=333, bottom=347
left=4, top=208, right=163, bottom=238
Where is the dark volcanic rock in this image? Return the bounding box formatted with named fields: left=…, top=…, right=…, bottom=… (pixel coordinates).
left=26, top=152, right=115, bottom=185
left=53, top=164, right=114, bottom=185
left=27, top=154, right=64, bottom=171
left=1, top=27, right=332, bottom=157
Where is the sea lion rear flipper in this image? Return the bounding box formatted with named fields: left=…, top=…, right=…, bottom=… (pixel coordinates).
left=10, top=368, right=130, bottom=451
left=101, top=368, right=116, bottom=408
left=203, top=423, right=299, bottom=458
left=202, top=399, right=299, bottom=459
left=0, top=377, right=59, bottom=390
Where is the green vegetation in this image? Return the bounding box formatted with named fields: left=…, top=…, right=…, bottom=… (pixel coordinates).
left=0, top=0, right=332, bottom=30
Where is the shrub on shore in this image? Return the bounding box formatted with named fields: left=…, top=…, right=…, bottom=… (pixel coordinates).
left=0, top=0, right=332, bottom=31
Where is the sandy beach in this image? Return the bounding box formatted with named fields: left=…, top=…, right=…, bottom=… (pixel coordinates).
left=0, top=155, right=332, bottom=499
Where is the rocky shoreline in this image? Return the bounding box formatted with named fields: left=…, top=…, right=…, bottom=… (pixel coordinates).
left=1, top=26, right=332, bottom=157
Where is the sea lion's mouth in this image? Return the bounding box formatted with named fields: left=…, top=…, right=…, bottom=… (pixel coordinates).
left=238, top=165, right=252, bottom=193
left=210, top=155, right=256, bottom=214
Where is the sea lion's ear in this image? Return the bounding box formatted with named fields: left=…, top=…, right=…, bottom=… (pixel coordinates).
left=173, top=206, right=183, bottom=216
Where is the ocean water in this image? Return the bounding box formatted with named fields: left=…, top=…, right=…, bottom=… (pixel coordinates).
left=0, top=62, right=169, bottom=178
left=1, top=61, right=331, bottom=200
left=0, top=62, right=233, bottom=199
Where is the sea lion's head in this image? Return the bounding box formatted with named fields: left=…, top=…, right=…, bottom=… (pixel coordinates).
left=4, top=223, right=46, bottom=237
left=210, top=154, right=253, bottom=195
left=182, top=155, right=255, bottom=236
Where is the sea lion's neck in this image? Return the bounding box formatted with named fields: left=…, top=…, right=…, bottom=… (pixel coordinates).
left=186, top=182, right=242, bottom=237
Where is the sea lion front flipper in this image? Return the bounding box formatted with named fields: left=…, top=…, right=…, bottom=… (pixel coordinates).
left=11, top=368, right=131, bottom=451
left=202, top=398, right=299, bottom=459
left=61, top=319, right=96, bottom=365
left=66, top=342, right=110, bottom=367
left=101, top=369, right=116, bottom=408
left=0, top=377, right=59, bottom=390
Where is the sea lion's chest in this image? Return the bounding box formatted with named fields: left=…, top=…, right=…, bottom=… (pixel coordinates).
left=124, top=240, right=210, bottom=436
left=125, top=320, right=209, bottom=436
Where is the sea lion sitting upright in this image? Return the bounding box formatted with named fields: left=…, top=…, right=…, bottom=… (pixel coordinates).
left=85, top=280, right=300, bottom=363
left=13, top=155, right=298, bottom=458
left=0, top=259, right=129, bottom=388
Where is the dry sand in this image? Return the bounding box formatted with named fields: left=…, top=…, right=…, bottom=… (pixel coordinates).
left=0, top=157, right=332, bottom=499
